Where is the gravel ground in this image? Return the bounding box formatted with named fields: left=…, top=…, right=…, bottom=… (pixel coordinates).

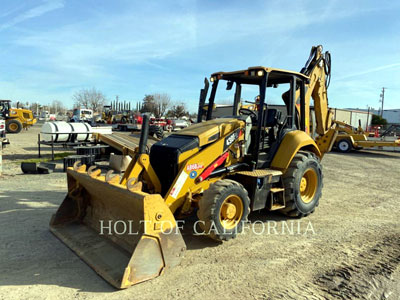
left=0, top=124, right=399, bottom=300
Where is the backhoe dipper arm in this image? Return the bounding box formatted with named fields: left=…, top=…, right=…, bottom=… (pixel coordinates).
left=287, top=45, right=337, bottom=156
left=300, top=45, right=333, bottom=136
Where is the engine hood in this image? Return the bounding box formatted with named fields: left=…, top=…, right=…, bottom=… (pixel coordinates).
left=173, top=118, right=244, bottom=147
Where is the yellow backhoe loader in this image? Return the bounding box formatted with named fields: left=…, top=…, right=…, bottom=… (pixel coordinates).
left=50, top=45, right=337, bottom=288
left=0, top=100, right=37, bottom=133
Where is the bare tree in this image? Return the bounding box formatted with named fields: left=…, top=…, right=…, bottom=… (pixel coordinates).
left=29, top=103, right=40, bottom=115
left=73, top=87, right=107, bottom=113
left=153, top=93, right=171, bottom=117
left=50, top=100, right=66, bottom=114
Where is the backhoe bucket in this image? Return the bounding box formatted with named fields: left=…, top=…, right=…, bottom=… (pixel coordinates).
left=50, top=165, right=186, bottom=289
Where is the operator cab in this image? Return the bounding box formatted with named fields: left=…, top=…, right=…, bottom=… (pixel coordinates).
left=199, top=67, right=309, bottom=168
left=0, top=100, right=11, bottom=117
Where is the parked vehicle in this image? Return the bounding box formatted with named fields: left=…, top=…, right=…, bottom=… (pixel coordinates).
left=150, top=117, right=173, bottom=132
left=0, top=100, right=37, bottom=133
left=172, top=119, right=189, bottom=130
left=70, top=108, right=94, bottom=122
left=40, top=111, right=50, bottom=120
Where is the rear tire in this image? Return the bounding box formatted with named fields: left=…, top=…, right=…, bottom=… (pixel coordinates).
left=280, top=152, right=322, bottom=217
left=197, top=179, right=250, bottom=241
left=149, top=125, right=164, bottom=139
left=121, top=116, right=128, bottom=124
left=6, top=119, right=22, bottom=133
left=336, top=139, right=352, bottom=153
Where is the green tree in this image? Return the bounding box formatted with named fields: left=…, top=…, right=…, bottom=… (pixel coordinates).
left=166, top=103, right=188, bottom=118
left=140, top=94, right=156, bottom=114
left=371, top=114, right=387, bottom=125
left=140, top=94, right=171, bottom=117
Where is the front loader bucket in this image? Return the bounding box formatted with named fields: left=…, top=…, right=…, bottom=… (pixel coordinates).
left=50, top=166, right=186, bottom=289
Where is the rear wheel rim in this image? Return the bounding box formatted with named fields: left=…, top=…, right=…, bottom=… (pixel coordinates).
left=219, top=195, right=243, bottom=230
left=339, top=141, right=349, bottom=151
left=299, top=168, right=318, bottom=204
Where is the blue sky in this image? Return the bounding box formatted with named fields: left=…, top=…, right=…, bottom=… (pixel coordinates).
left=1, top=0, right=399, bottom=112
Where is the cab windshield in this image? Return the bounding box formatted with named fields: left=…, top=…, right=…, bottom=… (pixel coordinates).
left=207, top=72, right=293, bottom=120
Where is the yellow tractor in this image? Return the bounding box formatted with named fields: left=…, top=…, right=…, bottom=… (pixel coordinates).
left=0, top=100, right=37, bottom=133
left=50, top=45, right=337, bottom=288
left=334, top=120, right=400, bottom=152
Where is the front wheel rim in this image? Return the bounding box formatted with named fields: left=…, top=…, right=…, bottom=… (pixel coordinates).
left=219, top=195, right=243, bottom=230
left=9, top=123, right=18, bottom=131
left=300, top=168, right=318, bottom=204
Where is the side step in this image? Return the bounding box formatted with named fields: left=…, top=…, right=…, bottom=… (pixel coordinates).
left=269, top=187, right=285, bottom=210
left=232, top=168, right=286, bottom=211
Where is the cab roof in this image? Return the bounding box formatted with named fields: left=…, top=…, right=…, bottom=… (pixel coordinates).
left=211, top=66, right=309, bottom=85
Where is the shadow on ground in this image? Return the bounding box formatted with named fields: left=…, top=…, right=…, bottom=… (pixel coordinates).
left=180, top=209, right=290, bottom=250
left=0, top=190, right=293, bottom=292
left=329, top=149, right=400, bottom=159
left=2, top=153, right=43, bottom=160
left=0, top=190, right=114, bottom=293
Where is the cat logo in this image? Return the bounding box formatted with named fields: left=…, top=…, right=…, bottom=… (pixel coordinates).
left=223, top=129, right=240, bottom=150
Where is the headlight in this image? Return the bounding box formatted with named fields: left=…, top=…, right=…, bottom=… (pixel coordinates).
left=210, top=76, right=215, bottom=82
left=257, top=70, right=264, bottom=76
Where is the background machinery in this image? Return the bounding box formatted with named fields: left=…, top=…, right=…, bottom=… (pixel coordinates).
left=334, top=120, right=400, bottom=153
left=0, top=100, right=37, bottom=133
left=50, top=45, right=337, bottom=288
left=100, top=104, right=164, bottom=138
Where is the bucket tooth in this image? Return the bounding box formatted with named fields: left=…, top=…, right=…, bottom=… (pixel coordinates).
left=127, top=178, right=142, bottom=192
left=87, top=166, right=101, bottom=178
left=50, top=169, right=186, bottom=289
left=105, top=170, right=121, bottom=184
left=73, top=161, right=86, bottom=173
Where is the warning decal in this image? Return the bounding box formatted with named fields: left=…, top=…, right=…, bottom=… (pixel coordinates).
left=169, top=171, right=188, bottom=199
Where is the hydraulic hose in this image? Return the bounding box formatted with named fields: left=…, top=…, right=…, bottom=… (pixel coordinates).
left=324, top=51, right=332, bottom=88
left=139, top=114, right=149, bottom=154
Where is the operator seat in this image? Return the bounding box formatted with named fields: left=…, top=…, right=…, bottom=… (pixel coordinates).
left=264, top=109, right=282, bottom=143
left=248, top=108, right=283, bottom=156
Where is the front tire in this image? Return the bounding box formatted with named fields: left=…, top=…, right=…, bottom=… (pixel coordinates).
left=280, top=152, right=323, bottom=217
left=6, top=119, right=23, bottom=133
left=197, top=179, right=250, bottom=241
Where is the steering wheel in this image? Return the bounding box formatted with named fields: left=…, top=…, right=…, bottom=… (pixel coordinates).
left=239, top=108, right=258, bottom=123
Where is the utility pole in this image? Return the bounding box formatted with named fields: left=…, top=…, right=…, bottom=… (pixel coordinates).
left=379, top=87, right=387, bottom=117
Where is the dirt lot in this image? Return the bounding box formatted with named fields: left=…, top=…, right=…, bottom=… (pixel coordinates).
left=1, top=124, right=399, bottom=300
